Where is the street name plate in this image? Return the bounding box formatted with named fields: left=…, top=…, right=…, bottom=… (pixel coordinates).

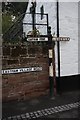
left=27, top=37, right=70, bottom=41
left=2, top=67, right=42, bottom=74
left=27, top=37, right=48, bottom=41
left=52, top=37, right=70, bottom=41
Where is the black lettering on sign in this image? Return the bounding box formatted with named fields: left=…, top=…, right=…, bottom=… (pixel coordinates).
left=2, top=67, right=42, bottom=74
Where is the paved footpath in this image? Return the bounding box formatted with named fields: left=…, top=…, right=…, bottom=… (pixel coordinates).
left=2, top=91, right=80, bottom=119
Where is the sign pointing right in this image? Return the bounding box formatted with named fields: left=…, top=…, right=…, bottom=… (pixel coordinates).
left=52, top=37, right=70, bottom=41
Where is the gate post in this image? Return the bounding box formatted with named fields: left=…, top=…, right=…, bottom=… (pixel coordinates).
left=48, top=26, right=56, bottom=97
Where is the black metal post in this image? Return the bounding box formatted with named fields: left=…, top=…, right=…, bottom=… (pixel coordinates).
left=47, top=14, right=49, bottom=35
left=30, top=2, right=36, bottom=31
left=56, top=1, right=61, bottom=93
left=32, top=5, right=35, bottom=30
left=48, top=26, right=55, bottom=97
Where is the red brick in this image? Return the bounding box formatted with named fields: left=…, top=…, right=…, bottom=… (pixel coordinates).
left=7, top=59, right=19, bottom=65
left=2, top=59, right=8, bottom=67
left=20, top=57, right=37, bottom=64
left=2, top=43, right=50, bottom=102
left=7, top=94, right=19, bottom=101
left=38, top=73, right=49, bottom=81
left=11, top=46, right=21, bottom=57
left=41, top=64, right=49, bottom=72
left=20, top=47, right=27, bottom=55
left=3, top=46, right=10, bottom=56
left=37, top=57, right=48, bottom=63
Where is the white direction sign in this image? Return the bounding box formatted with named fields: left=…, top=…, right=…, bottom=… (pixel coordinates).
left=27, top=37, right=48, bottom=41
left=2, top=67, right=42, bottom=74
left=52, top=37, right=70, bottom=41
left=27, top=37, right=70, bottom=41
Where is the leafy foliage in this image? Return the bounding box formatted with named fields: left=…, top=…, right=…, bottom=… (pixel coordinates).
left=2, top=2, right=28, bottom=34
left=2, top=2, right=28, bottom=15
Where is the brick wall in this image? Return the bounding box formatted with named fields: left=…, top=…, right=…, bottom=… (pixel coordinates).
left=2, top=42, right=49, bottom=102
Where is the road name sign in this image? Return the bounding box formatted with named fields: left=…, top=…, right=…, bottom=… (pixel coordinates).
left=2, top=67, right=42, bottom=74
left=27, top=37, right=70, bottom=41
left=27, top=37, right=48, bottom=41
left=52, top=37, right=70, bottom=41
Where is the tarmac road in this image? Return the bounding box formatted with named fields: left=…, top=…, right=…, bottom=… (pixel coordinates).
left=2, top=91, right=80, bottom=119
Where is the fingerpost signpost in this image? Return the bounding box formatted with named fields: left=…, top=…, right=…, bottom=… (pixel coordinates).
left=24, top=1, right=70, bottom=97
